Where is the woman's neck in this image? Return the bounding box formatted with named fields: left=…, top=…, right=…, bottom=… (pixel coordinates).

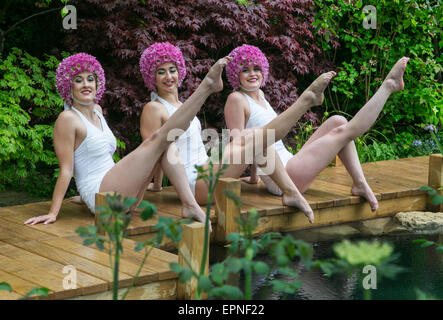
left=72, top=102, right=96, bottom=119
left=240, top=88, right=261, bottom=102
left=157, top=90, right=181, bottom=107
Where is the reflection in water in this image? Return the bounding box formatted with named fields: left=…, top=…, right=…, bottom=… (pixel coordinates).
left=210, top=232, right=443, bottom=300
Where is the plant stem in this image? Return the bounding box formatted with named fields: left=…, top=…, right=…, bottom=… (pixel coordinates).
left=113, top=240, right=120, bottom=300
left=120, top=246, right=154, bottom=300
left=364, top=289, right=372, bottom=300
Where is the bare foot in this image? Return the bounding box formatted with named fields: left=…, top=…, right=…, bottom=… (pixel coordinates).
left=382, top=57, right=409, bottom=93
left=147, top=182, right=162, bottom=192
left=300, top=71, right=336, bottom=107
left=201, top=56, right=232, bottom=93
left=182, top=204, right=212, bottom=232
left=282, top=192, right=314, bottom=224
left=351, top=181, right=379, bottom=211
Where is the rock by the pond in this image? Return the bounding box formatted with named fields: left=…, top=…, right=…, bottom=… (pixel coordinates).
left=290, top=212, right=443, bottom=241
left=393, top=211, right=443, bottom=234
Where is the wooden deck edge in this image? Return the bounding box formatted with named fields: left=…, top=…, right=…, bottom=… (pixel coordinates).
left=66, top=278, right=177, bottom=300
left=252, top=193, right=428, bottom=236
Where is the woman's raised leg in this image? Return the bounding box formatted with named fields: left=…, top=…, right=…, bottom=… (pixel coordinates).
left=287, top=115, right=379, bottom=210
left=284, top=57, right=409, bottom=208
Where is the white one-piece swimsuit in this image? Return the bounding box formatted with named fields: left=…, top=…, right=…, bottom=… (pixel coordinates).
left=243, top=92, right=294, bottom=196
left=71, top=107, right=117, bottom=213
left=153, top=94, right=208, bottom=194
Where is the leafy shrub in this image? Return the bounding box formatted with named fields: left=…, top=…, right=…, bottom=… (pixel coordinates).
left=0, top=48, right=65, bottom=196
left=314, top=0, right=443, bottom=146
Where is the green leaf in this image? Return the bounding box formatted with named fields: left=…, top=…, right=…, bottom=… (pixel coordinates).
left=179, top=268, right=193, bottom=282
left=0, top=282, right=12, bottom=292
left=431, top=195, right=443, bottom=205
left=123, top=197, right=137, bottom=209
left=420, top=241, right=435, bottom=248
left=25, top=287, right=50, bottom=297
left=82, top=238, right=95, bottom=247
left=140, top=202, right=157, bottom=221
left=169, top=262, right=183, bottom=274
left=412, top=239, right=430, bottom=244
left=225, top=257, right=243, bottom=273
left=134, top=241, right=145, bottom=252
left=208, top=285, right=243, bottom=299
left=253, top=261, right=269, bottom=275
left=198, top=275, right=213, bottom=291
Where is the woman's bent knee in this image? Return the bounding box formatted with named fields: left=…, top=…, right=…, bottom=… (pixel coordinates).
left=329, top=115, right=348, bottom=127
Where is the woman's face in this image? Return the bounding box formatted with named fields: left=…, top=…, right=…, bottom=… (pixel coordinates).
left=155, top=62, right=179, bottom=93
left=71, top=71, right=97, bottom=105
left=238, top=65, right=263, bottom=91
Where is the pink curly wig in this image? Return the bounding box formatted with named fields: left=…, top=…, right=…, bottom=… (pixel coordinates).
left=226, top=44, right=269, bottom=90
left=139, top=42, right=187, bottom=91
left=55, top=53, right=106, bottom=107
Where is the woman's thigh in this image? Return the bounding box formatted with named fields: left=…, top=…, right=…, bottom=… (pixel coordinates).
left=99, top=135, right=165, bottom=197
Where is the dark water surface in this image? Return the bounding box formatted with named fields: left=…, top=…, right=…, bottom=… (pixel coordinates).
left=210, top=232, right=443, bottom=300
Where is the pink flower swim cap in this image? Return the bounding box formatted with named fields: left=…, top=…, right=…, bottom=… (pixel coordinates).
left=226, top=44, right=269, bottom=90
left=139, top=42, right=187, bottom=91
left=55, top=53, right=106, bottom=107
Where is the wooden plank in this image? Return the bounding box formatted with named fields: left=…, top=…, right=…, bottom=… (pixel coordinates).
left=427, top=154, right=443, bottom=211
left=64, top=235, right=177, bottom=281
left=69, top=279, right=177, bottom=300
left=41, top=237, right=159, bottom=286
left=178, top=222, right=208, bottom=300
left=252, top=193, right=427, bottom=236
left=10, top=240, right=135, bottom=288
left=0, top=242, right=107, bottom=296
left=214, top=178, right=241, bottom=243
left=0, top=204, right=93, bottom=238
left=0, top=268, right=39, bottom=297
left=0, top=253, right=77, bottom=299
left=0, top=219, right=56, bottom=242
left=0, top=288, right=22, bottom=300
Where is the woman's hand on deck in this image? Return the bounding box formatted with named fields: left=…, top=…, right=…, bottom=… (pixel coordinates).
left=68, top=195, right=84, bottom=204
left=24, top=213, right=57, bottom=225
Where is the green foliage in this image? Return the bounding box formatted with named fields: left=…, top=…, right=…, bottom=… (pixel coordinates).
left=0, top=281, right=49, bottom=299
left=0, top=282, right=12, bottom=292
left=314, top=0, right=443, bottom=152
left=330, top=239, right=407, bottom=299
left=0, top=48, right=63, bottom=196
left=413, top=238, right=443, bottom=253
left=333, top=240, right=393, bottom=267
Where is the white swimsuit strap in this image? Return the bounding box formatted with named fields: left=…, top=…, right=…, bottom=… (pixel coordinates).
left=71, top=106, right=104, bottom=130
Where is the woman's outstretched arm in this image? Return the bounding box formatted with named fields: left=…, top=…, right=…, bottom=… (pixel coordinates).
left=24, top=112, right=76, bottom=225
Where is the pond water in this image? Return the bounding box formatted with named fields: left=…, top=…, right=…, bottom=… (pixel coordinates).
left=210, top=229, right=443, bottom=300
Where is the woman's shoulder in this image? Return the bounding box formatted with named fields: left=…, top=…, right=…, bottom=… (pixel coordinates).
left=94, top=104, right=103, bottom=114
left=225, top=91, right=248, bottom=107
left=56, top=109, right=78, bottom=123
left=142, top=100, right=169, bottom=118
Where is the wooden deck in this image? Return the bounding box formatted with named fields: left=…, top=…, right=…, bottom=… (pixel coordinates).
left=0, top=155, right=438, bottom=299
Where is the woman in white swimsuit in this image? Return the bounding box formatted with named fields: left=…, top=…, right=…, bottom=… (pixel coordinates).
left=140, top=42, right=348, bottom=224
left=224, top=44, right=409, bottom=213
left=25, top=52, right=231, bottom=226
